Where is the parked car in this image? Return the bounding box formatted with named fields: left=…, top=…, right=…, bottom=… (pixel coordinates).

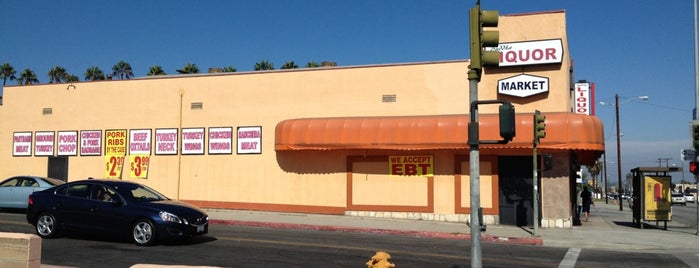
left=26, top=178, right=208, bottom=246
left=0, top=176, right=65, bottom=209
left=671, top=193, right=686, bottom=206
left=685, top=193, right=696, bottom=203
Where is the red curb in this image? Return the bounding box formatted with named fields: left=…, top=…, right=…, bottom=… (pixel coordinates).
left=209, top=219, right=543, bottom=246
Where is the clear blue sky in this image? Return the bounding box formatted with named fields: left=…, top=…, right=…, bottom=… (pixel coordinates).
left=1, top=1, right=697, bottom=184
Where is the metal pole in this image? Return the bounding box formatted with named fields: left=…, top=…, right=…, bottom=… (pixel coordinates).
left=616, top=94, right=623, bottom=211
left=468, top=73, right=482, bottom=268
left=532, top=145, right=539, bottom=236
left=693, top=0, right=699, bottom=238
left=604, top=154, right=609, bottom=204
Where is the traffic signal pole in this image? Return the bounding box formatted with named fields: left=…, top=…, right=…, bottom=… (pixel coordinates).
left=467, top=72, right=482, bottom=268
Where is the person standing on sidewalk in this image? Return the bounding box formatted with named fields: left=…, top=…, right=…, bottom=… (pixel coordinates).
left=581, top=186, right=593, bottom=222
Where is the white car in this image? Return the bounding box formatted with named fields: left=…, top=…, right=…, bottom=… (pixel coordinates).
left=672, top=193, right=686, bottom=206
left=685, top=194, right=695, bottom=203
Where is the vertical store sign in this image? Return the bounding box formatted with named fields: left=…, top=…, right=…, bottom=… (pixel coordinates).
left=237, top=126, right=261, bottom=154
left=105, top=129, right=127, bottom=179
left=574, top=82, right=595, bottom=115
left=129, top=129, right=152, bottom=179
left=13, top=132, right=32, bottom=156
left=34, top=131, right=55, bottom=156
left=57, top=131, right=78, bottom=156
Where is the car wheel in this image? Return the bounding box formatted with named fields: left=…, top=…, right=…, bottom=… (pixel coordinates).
left=132, top=219, right=156, bottom=246
left=35, top=213, right=58, bottom=238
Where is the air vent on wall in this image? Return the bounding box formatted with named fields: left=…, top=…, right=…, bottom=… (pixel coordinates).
left=191, top=102, right=203, bottom=110
left=42, top=108, right=53, bottom=115
left=382, top=94, right=397, bottom=103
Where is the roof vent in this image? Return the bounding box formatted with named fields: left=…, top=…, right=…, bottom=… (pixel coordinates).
left=42, top=108, right=53, bottom=115
left=191, top=102, right=203, bottom=110
left=382, top=94, right=397, bottom=103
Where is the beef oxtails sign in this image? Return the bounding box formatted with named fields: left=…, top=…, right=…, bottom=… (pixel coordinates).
left=489, top=39, right=563, bottom=67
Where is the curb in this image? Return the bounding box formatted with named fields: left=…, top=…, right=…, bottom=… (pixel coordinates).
left=210, top=219, right=543, bottom=246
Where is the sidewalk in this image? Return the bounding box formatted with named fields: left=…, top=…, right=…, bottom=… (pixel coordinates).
left=206, top=201, right=699, bottom=252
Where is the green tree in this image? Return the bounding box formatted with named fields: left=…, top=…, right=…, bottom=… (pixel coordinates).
left=147, top=65, right=166, bottom=76
left=281, top=61, right=298, bottom=69
left=588, top=160, right=602, bottom=192
left=48, top=66, right=69, bottom=83
left=223, top=66, right=237, bottom=72
left=66, top=74, right=79, bottom=82
left=254, top=60, right=274, bottom=71
left=305, top=61, right=319, bottom=68
left=84, top=66, right=106, bottom=81
left=112, top=60, right=134, bottom=79
left=17, top=69, right=39, bottom=85
left=176, top=63, right=199, bottom=74
left=1, top=62, right=17, bottom=86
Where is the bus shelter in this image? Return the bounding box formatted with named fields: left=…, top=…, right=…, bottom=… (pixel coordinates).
left=631, top=167, right=681, bottom=229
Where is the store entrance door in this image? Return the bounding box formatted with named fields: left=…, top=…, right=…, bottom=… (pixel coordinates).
left=498, top=156, right=534, bottom=226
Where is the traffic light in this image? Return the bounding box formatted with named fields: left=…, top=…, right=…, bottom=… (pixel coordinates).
left=469, top=1, right=499, bottom=79
left=692, top=122, right=699, bottom=151
left=691, top=161, right=699, bottom=176
left=498, top=102, right=516, bottom=142
left=533, top=110, right=546, bottom=144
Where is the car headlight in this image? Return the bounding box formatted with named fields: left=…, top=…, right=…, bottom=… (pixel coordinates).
left=159, top=211, right=182, bottom=224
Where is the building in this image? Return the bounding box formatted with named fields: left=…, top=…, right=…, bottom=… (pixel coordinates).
left=0, top=10, right=604, bottom=228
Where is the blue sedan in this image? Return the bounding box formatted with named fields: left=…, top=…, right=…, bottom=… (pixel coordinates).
left=26, top=178, right=209, bottom=246
left=0, top=176, right=65, bottom=209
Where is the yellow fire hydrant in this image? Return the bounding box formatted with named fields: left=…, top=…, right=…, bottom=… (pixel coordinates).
left=366, top=251, right=395, bottom=268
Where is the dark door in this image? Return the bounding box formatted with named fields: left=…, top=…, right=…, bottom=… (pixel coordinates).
left=48, top=156, right=69, bottom=181
left=498, top=156, right=538, bottom=226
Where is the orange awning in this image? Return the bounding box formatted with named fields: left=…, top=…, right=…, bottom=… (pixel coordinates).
left=275, top=112, right=604, bottom=162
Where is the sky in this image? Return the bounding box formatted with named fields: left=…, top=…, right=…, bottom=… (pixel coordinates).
left=1, top=0, right=698, bottom=185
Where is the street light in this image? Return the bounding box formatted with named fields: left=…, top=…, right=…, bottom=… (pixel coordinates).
left=600, top=94, right=649, bottom=211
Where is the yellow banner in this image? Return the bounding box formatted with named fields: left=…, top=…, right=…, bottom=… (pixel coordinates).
left=105, top=155, right=124, bottom=179
left=129, top=155, right=150, bottom=179
left=643, top=176, right=671, bottom=221
left=105, top=129, right=127, bottom=156
left=389, top=155, right=434, bottom=176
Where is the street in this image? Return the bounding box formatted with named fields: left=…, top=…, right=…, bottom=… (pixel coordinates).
left=2, top=209, right=698, bottom=268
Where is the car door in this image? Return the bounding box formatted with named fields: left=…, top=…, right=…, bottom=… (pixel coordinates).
left=13, top=177, right=40, bottom=208
left=86, top=184, right=130, bottom=235
left=0, top=177, right=21, bottom=207
left=54, top=183, right=95, bottom=231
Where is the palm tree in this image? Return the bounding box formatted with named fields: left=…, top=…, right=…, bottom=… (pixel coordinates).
left=48, top=66, right=68, bottom=83
left=281, top=61, right=298, bottom=69
left=176, top=63, right=199, bottom=74
left=254, top=60, right=274, bottom=71
left=305, top=61, right=319, bottom=68
left=84, top=66, right=106, bottom=81
left=588, top=160, right=602, bottom=193
left=147, top=65, right=166, bottom=76
left=66, top=74, right=79, bottom=82
left=17, top=69, right=39, bottom=85
left=223, top=66, right=237, bottom=72
left=112, top=60, right=134, bottom=79
left=1, top=62, right=17, bottom=86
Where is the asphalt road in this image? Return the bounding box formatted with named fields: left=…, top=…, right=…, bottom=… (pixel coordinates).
left=0, top=210, right=694, bottom=267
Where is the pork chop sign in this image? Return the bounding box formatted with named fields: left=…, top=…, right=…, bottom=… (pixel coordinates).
left=389, top=155, right=433, bottom=176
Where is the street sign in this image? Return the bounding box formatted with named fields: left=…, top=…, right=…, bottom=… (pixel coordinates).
left=682, top=148, right=696, bottom=161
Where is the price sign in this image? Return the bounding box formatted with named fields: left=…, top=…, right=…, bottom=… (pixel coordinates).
left=105, top=155, right=125, bottom=179
left=129, top=155, right=150, bottom=179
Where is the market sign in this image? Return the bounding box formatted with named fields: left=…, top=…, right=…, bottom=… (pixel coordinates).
left=489, top=39, right=563, bottom=67
left=389, top=155, right=433, bottom=176
left=497, top=74, right=549, bottom=97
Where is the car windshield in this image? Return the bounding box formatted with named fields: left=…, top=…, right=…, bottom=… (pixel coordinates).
left=116, top=183, right=169, bottom=202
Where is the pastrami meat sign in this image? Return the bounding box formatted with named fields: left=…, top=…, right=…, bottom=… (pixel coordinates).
left=489, top=39, right=564, bottom=67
